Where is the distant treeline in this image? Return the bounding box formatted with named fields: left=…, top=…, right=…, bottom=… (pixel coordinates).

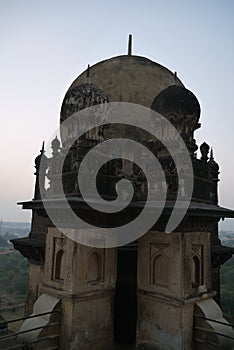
left=221, top=255, right=234, bottom=323
left=0, top=251, right=28, bottom=307
left=0, top=221, right=30, bottom=236
left=0, top=236, right=11, bottom=248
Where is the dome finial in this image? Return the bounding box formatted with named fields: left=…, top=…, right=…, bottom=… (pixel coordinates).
left=128, top=34, right=132, bottom=56
left=208, top=147, right=219, bottom=175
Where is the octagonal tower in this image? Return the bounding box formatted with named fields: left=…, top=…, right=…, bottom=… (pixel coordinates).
left=12, top=42, right=234, bottom=350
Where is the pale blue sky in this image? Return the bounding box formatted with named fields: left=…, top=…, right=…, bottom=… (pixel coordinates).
left=1, top=0, right=234, bottom=229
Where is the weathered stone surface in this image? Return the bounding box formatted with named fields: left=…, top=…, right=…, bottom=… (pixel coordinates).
left=194, top=298, right=234, bottom=350
left=14, top=51, right=234, bottom=349
left=19, top=293, right=61, bottom=350
left=25, top=263, right=44, bottom=316
left=136, top=230, right=212, bottom=350
left=41, top=227, right=116, bottom=349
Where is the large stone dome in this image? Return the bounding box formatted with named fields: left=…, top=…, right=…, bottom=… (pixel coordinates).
left=60, top=55, right=184, bottom=124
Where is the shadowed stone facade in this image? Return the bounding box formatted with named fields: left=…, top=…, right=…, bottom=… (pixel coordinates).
left=12, top=48, right=234, bottom=349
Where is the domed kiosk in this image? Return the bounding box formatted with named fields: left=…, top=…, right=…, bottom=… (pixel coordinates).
left=151, top=84, right=201, bottom=154
left=12, top=42, right=234, bottom=350
left=151, top=84, right=200, bottom=120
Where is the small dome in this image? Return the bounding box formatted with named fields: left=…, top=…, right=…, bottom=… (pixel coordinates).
left=61, top=82, right=109, bottom=123
left=151, top=85, right=200, bottom=121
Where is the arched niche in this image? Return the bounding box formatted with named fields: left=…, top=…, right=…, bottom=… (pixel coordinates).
left=192, top=254, right=201, bottom=286
left=54, top=249, right=65, bottom=281
left=152, top=253, right=169, bottom=287
left=87, top=250, right=103, bottom=283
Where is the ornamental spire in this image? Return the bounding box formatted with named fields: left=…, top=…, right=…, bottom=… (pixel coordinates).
left=41, top=141, right=45, bottom=154
left=210, top=148, right=214, bottom=160
left=33, top=141, right=47, bottom=200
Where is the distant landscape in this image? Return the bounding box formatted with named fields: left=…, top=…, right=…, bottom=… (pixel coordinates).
left=0, top=221, right=30, bottom=311
left=0, top=221, right=233, bottom=323
left=219, top=231, right=234, bottom=323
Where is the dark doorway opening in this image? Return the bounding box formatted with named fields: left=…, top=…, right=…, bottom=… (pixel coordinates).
left=114, top=244, right=138, bottom=346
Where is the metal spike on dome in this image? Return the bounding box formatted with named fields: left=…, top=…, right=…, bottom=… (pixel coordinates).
left=128, top=34, right=132, bottom=56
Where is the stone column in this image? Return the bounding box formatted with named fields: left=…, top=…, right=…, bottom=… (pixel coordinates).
left=137, top=230, right=212, bottom=350
left=41, top=227, right=117, bottom=350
